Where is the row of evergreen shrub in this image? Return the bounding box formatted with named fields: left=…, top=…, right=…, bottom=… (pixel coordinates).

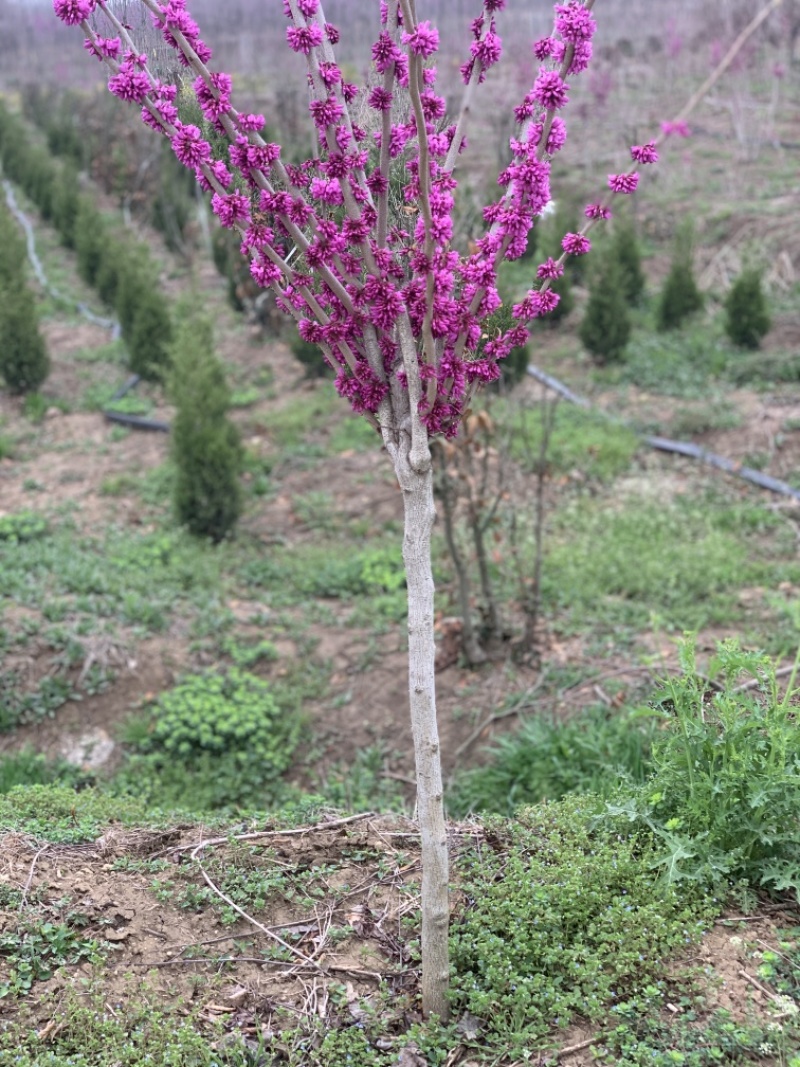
left=579, top=219, right=771, bottom=364
left=0, top=199, right=49, bottom=393
left=0, top=101, right=171, bottom=381
left=23, top=85, right=198, bottom=258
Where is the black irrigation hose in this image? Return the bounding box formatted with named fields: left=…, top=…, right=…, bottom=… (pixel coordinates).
left=1, top=187, right=169, bottom=433
left=104, top=373, right=170, bottom=433
left=526, top=363, right=800, bottom=504
left=2, top=178, right=121, bottom=339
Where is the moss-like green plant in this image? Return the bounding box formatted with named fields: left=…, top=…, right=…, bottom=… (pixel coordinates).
left=724, top=268, right=771, bottom=349
left=450, top=795, right=712, bottom=1054
left=168, top=310, right=242, bottom=541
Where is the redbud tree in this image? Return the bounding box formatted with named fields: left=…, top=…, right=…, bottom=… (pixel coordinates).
left=51, top=0, right=655, bottom=1020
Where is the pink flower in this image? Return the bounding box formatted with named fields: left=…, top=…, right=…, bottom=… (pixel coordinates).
left=172, top=123, right=211, bottom=168
left=661, top=120, right=691, bottom=138
left=608, top=172, right=639, bottom=193
left=536, top=258, right=564, bottom=280
left=533, top=37, right=556, bottom=60
left=554, top=2, right=597, bottom=44
left=108, top=63, right=151, bottom=105
left=562, top=232, right=590, bottom=255
left=83, top=35, right=121, bottom=62
left=53, top=0, right=93, bottom=26
left=212, top=192, right=251, bottom=228
left=402, top=20, right=439, bottom=59
left=368, top=86, right=393, bottom=112
left=532, top=70, right=569, bottom=110
left=513, top=288, right=561, bottom=320
left=631, top=141, right=658, bottom=164
left=286, top=24, right=323, bottom=55
left=584, top=202, right=612, bottom=220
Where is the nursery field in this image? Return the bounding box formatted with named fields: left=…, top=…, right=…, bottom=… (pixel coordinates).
left=2, top=3, right=800, bottom=1063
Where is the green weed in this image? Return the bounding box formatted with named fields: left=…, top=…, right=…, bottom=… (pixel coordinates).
left=448, top=703, right=658, bottom=817
left=604, top=641, right=800, bottom=895
left=616, top=328, right=731, bottom=397
left=0, top=984, right=251, bottom=1066
left=493, top=400, right=639, bottom=481
left=0, top=748, right=87, bottom=794
left=597, top=1004, right=792, bottom=1066
left=0, top=510, right=48, bottom=543
left=0, top=921, right=100, bottom=998
left=540, top=496, right=797, bottom=632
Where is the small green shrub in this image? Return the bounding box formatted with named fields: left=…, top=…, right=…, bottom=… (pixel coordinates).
left=724, top=268, right=771, bottom=350
left=579, top=252, right=631, bottom=363
left=657, top=225, right=703, bottom=331
left=119, top=668, right=302, bottom=810
left=50, top=164, right=81, bottom=250
left=0, top=200, right=26, bottom=287
left=606, top=641, right=800, bottom=895
left=448, top=704, right=657, bottom=817
left=612, top=217, right=646, bottom=305
left=74, top=200, right=107, bottom=287
left=0, top=278, right=50, bottom=394
left=169, top=311, right=242, bottom=542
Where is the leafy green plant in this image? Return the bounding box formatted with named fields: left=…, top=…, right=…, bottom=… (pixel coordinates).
left=725, top=268, right=771, bottom=350
left=448, top=704, right=658, bottom=817
left=605, top=641, right=800, bottom=894
left=118, top=668, right=302, bottom=810
left=450, top=795, right=712, bottom=1054
left=0, top=921, right=100, bottom=997
left=0, top=510, right=48, bottom=543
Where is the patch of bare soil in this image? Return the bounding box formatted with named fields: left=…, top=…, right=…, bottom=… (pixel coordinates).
left=0, top=815, right=438, bottom=1032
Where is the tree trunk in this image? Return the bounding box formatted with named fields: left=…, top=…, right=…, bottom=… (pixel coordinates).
left=395, top=452, right=450, bottom=1021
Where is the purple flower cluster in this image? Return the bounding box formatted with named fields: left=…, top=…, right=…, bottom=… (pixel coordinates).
left=53, top=0, right=655, bottom=440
